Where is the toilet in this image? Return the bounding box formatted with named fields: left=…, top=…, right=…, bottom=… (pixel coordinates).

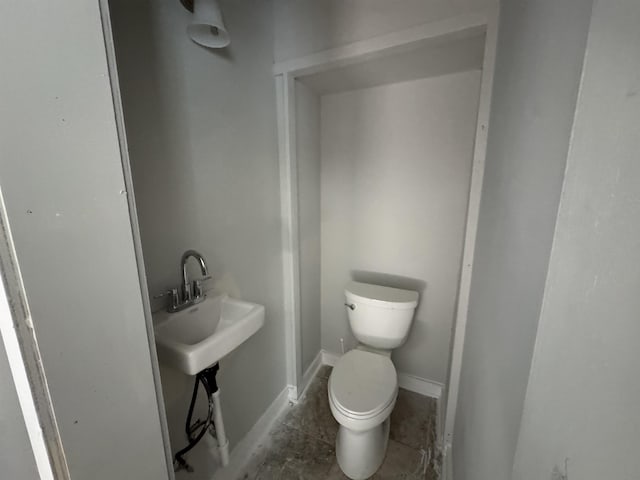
left=328, top=281, right=419, bottom=479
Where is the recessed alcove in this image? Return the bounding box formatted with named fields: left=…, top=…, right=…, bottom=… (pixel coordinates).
left=274, top=14, right=495, bottom=446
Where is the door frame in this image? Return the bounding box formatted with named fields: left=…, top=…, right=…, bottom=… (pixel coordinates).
left=273, top=10, right=498, bottom=467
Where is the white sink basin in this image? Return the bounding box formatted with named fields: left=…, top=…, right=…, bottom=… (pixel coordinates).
left=153, top=294, right=265, bottom=375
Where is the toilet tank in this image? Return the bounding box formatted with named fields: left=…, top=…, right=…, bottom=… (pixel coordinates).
left=344, top=281, right=419, bottom=350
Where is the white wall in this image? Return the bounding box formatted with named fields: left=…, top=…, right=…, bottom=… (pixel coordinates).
left=109, top=0, right=287, bottom=456
left=452, top=1, right=593, bottom=479
left=296, top=82, right=323, bottom=373
left=513, top=1, right=640, bottom=478
left=0, top=1, right=171, bottom=479
left=0, top=339, right=39, bottom=479
left=274, top=0, right=495, bottom=62
left=320, top=72, right=481, bottom=382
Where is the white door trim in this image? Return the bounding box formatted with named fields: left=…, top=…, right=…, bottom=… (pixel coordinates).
left=441, top=2, right=499, bottom=457
left=0, top=189, right=70, bottom=480
left=276, top=72, right=304, bottom=393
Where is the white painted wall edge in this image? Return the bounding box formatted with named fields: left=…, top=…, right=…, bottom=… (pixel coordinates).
left=0, top=289, right=55, bottom=480
left=442, top=3, right=499, bottom=451
left=212, top=386, right=290, bottom=480
left=321, top=350, right=443, bottom=399
left=273, top=12, right=488, bottom=77
left=0, top=304, right=53, bottom=480
left=276, top=74, right=303, bottom=391
left=0, top=190, right=68, bottom=480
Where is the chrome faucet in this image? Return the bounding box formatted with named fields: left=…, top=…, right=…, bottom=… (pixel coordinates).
left=155, top=250, right=211, bottom=312
left=181, top=249, right=210, bottom=304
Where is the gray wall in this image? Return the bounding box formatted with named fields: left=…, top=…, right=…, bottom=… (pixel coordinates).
left=109, top=0, right=287, bottom=458
left=513, top=0, right=640, bottom=477
left=0, top=1, right=171, bottom=479
left=320, top=73, right=481, bottom=383
left=0, top=338, right=39, bottom=479
left=453, top=1, right=593, bottom=479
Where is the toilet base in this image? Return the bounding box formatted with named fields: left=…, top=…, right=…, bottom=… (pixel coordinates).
left=336, top=417, right=390, bottom=479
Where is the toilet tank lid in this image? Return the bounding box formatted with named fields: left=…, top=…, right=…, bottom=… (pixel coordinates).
left=345, top=281, right=419, bottom=309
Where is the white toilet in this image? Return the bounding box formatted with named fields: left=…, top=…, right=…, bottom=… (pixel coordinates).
left=328, top=281, right=419, bottom=479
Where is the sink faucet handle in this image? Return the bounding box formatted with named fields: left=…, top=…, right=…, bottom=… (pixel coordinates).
left=192, top=276, right=212, bottom=299
left=154, top=288, right=180, bottom=310
left=153, top=287, right=179, bottom=298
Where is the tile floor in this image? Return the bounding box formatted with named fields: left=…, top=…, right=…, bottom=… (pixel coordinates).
left=238, top=366, right=440, bottom=479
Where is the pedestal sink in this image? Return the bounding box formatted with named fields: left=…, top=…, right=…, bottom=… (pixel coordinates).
left=153, top=293, right=265, bottom=375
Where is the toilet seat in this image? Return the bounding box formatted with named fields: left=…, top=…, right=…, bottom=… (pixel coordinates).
left=329, top=349, right=397, bottom=421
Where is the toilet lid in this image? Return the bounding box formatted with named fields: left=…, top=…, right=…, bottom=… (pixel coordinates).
left=329, top=350, right=397, bottom=418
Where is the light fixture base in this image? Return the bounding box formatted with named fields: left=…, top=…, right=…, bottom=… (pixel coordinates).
left=180, top=0, right=194, bottom=13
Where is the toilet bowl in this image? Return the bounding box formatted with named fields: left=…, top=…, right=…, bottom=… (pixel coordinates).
left=328, top=281, right=419, bottom=479
left=328, top=349, right=398, bottom=479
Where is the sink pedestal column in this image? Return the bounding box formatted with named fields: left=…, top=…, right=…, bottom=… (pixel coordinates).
left=211, top=389, right=229, bottom=465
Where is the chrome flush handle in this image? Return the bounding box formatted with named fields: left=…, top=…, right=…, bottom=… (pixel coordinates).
left=344, top=303, right=355, bottom=310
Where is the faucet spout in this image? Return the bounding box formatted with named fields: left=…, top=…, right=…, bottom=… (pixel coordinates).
left=181, top=250, right=209, bottom=301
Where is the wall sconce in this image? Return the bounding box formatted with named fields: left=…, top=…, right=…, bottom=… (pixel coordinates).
left=180, top=0, right=230, bottom=48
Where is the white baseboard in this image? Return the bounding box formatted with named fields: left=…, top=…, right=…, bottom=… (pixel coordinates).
left=321, top=349, right=340, bottom=367
left=397, top=372, right=443, bottom=399
left=321, top=349, right=443, bottom=399
left=436, top=387, right=447, bottom=442
left=212, top=385, right=290, bottom=480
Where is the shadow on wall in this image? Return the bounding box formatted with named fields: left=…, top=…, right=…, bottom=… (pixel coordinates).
left=350, top=270, right=427, bottom=297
